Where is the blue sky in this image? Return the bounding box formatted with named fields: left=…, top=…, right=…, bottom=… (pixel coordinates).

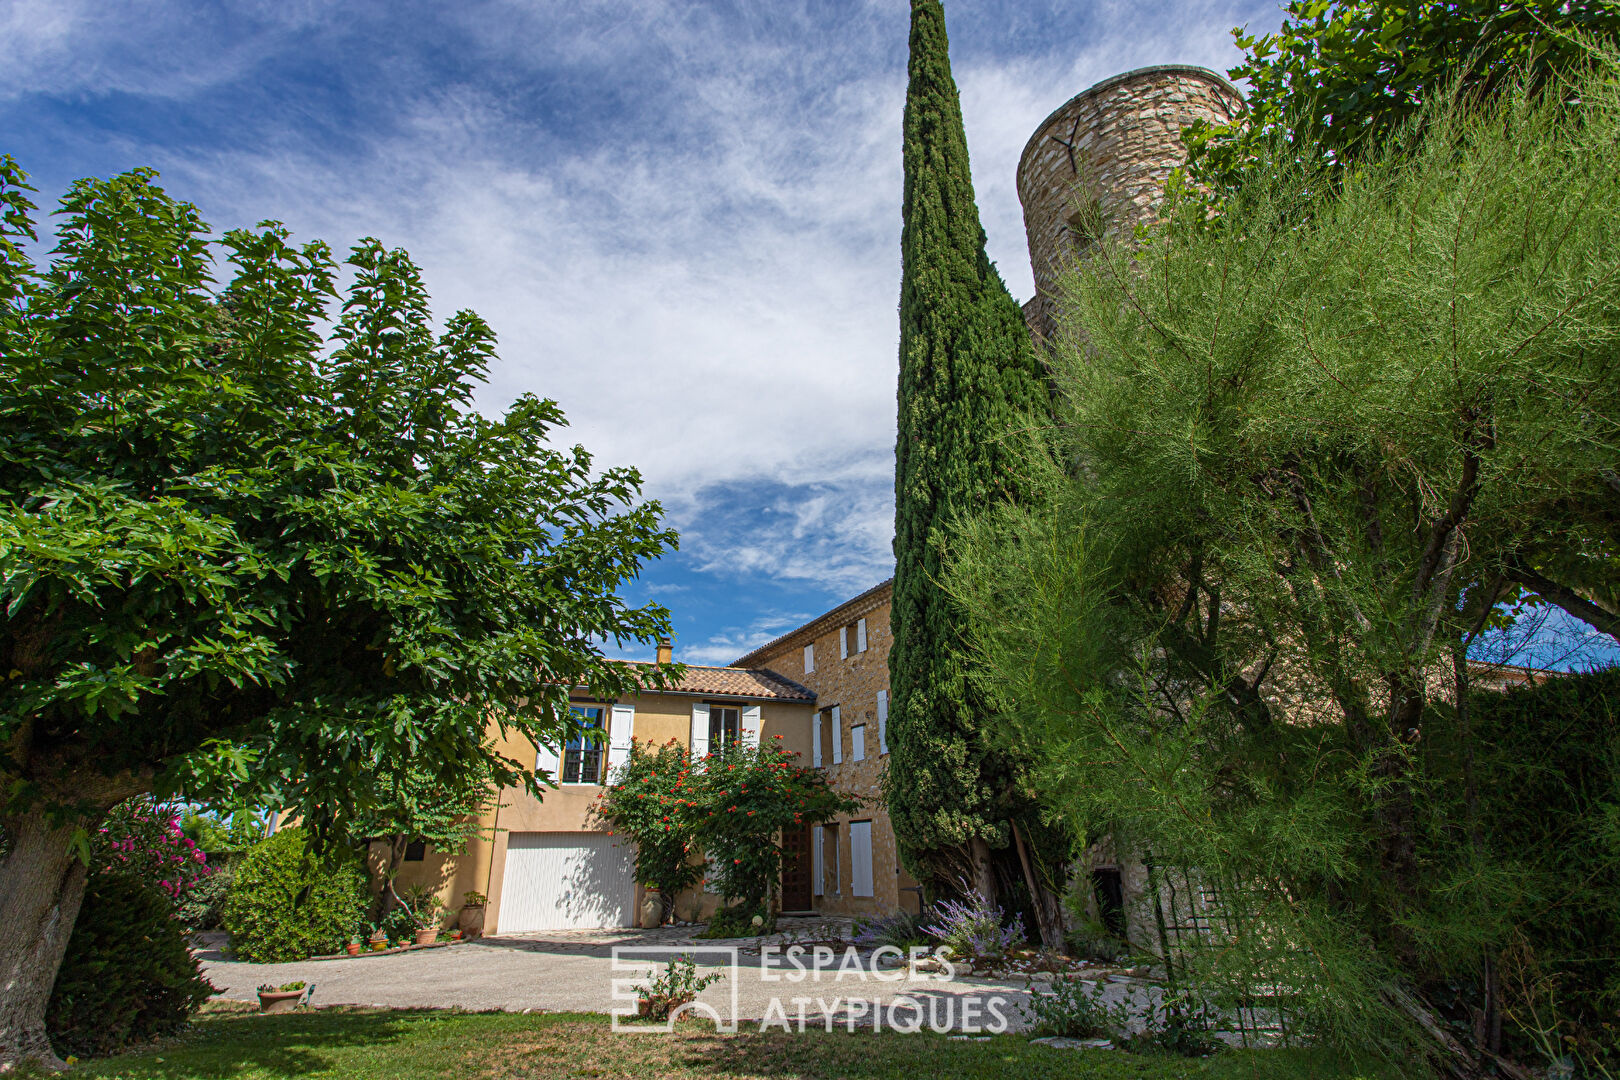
left=2, top=0, right=1296, bottom=664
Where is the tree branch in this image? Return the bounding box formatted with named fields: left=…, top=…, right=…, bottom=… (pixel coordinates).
left=1503, top=557, right=1620, bottom=644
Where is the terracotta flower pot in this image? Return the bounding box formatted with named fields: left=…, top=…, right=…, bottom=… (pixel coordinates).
left=371, top=938, right=389, bottom=952
left=257, top=989, right=303, bottom=1014
left=345, top=943, right=361, bottom=956
left=414, top=927, right=439, bottom=946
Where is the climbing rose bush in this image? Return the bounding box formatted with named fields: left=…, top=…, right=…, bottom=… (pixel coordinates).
left=687, top=738, right=859, bottom=915
left=97, top=797, right=214, bottom=902
left=594, top=739, right=705, bottom=904
left=598, top=736, right=858, bottom=925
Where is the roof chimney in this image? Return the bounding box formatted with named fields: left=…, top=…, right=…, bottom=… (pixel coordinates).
left=656, top=638, right=673, bottom=666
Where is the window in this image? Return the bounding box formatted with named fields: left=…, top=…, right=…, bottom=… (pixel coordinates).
left=708, top=705, right=741, bottom=753
left=403, top=840, right=426, bottom=862
left=562, top=705, right=605, bottom=784
left=804, top=643, right=815, bottom=674
left=822, top=823, right=841, bottom=896
left=856, top=617, right=867, bottom=653
left=1067, top=198, right=1103, bottom=256
left=851, top=723, right=866, bottom=762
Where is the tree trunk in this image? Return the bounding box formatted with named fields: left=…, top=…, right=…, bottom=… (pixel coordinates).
left=1011, top=820, right=1066, bottom=950
left=0, top=812, right=91, bottom=1072
left=969, top=835, right=996, bottom=905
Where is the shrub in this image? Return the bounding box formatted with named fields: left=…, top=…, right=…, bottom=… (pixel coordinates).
left=1024, top=976, right=1118, bottom=1039
left=97, top=797, right=214, bottom=902
left=922, top=892, right=1026, bottom=972
left=47, top=872, right=215, bottom=1059
left=222, top=827, right=369, bottom=962
left=176, top=863, right=233, bottom=932
left=698, top=903, right=771, bottom=939
left=853, top=911, right=930, bottom=951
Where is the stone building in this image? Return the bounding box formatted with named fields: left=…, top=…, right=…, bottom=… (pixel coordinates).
left=731, top=579, right=923, bottom=918
left=1016, top=65, right=1243, bottom=341
left=384, top=64, right=1249, bottom=936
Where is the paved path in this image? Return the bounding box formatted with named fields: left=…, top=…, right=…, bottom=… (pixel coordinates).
left=199, top=921, right=1154, bottom=1033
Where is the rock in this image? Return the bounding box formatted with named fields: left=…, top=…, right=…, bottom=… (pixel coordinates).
left=1030, top=1036, right=1114, bottom=1050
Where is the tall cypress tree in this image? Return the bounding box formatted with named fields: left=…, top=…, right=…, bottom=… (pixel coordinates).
left=885, top=0, right=1050, bottom=899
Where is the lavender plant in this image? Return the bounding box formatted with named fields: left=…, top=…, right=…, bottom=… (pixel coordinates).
left=922, top=893, right=1026, bottom=971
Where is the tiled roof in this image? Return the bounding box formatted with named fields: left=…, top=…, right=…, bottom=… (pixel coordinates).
left=613, top=661, right=816, bottom=703
left=667, top=665, right=816, bottom=702
left=731, top=578, right=893, bottom=668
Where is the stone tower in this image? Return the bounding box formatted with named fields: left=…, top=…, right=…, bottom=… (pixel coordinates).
left=1017, top=64, right=1243, bottom=340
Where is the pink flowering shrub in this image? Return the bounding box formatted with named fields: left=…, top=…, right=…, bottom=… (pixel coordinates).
left=96, top=797, right=214, bottom=902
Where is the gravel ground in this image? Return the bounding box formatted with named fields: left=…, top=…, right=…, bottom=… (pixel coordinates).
left=198, top=922, right=1157, bottom=1033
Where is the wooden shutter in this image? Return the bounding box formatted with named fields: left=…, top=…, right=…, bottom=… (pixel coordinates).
left=839, top=626, right=848, bottom=659
left=607, top=703, right=635, bottom=780
left=831, top=705, right=842, bottom=765
left=535, top=736, right=561, bottom=783
left=804, top=643, right=814, bottom=673
left=812, top=825, right=824, bottom=896
left=690, top=702, right=711, bottom=760
left=856, top=617, right=867, bottom=653
left=877, top=690, right=888, bottom=754
left=741, top=703, right=761, bottom=748
left=850, top=821, right=873, bottom=897
left=812, top=711, right=822, bottom=767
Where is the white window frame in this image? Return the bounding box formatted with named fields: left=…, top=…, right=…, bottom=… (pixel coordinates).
left=560, top=704, right=607, bottom=784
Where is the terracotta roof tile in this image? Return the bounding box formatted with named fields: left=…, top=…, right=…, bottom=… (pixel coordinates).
left=667, top=665, right=816, bottom=702
left=611, top=661, right=815, bottom=702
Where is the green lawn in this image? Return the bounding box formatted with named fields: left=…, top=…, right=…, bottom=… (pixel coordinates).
left=43, top=1006, right=1392, bottom=1080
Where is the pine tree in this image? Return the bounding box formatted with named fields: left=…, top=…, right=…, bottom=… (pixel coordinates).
left=885, top=0, right=1050, bottom=900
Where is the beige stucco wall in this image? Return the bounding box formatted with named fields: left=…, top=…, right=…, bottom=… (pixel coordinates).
left=473, top=689, right=816, bottom=933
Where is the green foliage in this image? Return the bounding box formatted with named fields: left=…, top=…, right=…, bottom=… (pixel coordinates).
left=686, top=739, right=859, bottom=913
left=221, top=827, right=369, bottom=962
left=180, top=809, right=266, bottom=853
left=175, top=863, right=233, bottom=932
left=599, top=736, right=855, bottom=921
left=0, top=155, right=678, bottom=840
left=593, top=738, right=704, bottom=904
left=1024, top=976, right=1119, bottom=1039
left=1452, top=670, right=1620, bottom=1060
left=887, top=0, right=1055, bottom=891
left=948, top=53, right=1620, bottom=1065
left=1186, top=0, right=1620, bottom=196
left=46, top=872, right=215, bottom=1059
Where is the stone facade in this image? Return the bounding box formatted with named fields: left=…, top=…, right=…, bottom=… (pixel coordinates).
left=734, top=580, right=922, bottom=918
left=1016, top=64, right=1243, bottom=340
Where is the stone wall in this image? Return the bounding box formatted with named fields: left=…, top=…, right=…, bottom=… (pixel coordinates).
left=741, top=581, right=922, bottom=917
left=1016, top=64, right=1243, bottom=340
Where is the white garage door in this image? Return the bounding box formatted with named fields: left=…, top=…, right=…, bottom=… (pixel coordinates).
left=499, top=832, right=638, bottom=932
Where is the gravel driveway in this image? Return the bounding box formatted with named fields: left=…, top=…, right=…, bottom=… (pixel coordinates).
left=198, top=921, right=1150, bottom=1032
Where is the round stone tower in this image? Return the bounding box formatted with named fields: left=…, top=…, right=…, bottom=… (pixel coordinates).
left=1017, top=64, right=1243, bottom=340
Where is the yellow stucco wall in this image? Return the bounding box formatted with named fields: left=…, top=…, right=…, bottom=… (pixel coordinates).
left=445, top=688, right=818, bottom=933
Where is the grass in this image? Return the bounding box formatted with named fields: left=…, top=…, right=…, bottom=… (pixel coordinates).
left=41, top=1005, right=1397, bottom=1080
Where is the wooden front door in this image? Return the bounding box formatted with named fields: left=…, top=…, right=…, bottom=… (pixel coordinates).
left=780, top=825, right=813, bottom=912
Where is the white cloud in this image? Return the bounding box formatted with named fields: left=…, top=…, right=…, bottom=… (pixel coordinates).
left=681, top=611, right=816, bottom=667
left=11, top=0, right=1281, bottom=596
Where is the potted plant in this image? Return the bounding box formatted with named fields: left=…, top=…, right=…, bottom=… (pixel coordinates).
left=345, top=935, right=362, bottom=957
left=396, top=882, right=449, bottom=945
left=257, top=981, right=306, bottom=1014
left=458, top=890, right=488, bottom=939
left=367, top=923, right=388, bottom=951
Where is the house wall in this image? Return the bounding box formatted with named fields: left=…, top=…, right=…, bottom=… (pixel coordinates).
left=747, top=584, right=922, bottom=917
left=478, top=692, right=816, bottom=933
